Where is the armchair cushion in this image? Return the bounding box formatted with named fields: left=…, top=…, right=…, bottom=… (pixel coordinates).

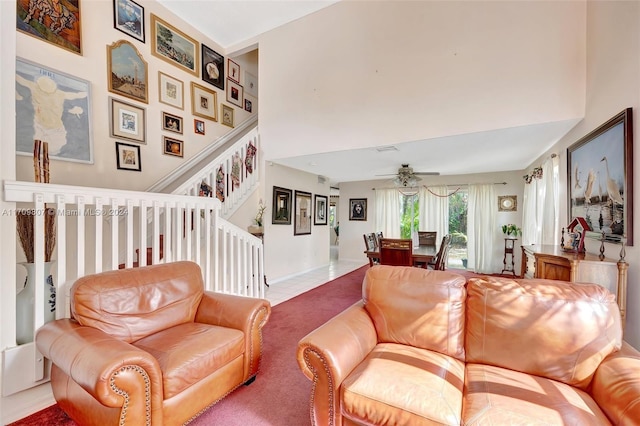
left=342, top=343, right=464, bottom=425
left=463, top=363, right=611, bottom=424
left=465, top=277, right=622, bottom=390
left=72, top=262, right=204, bottom=343
left=133, top=322, right=244, bottom=399
left=363, top=265, right=466, bottom=360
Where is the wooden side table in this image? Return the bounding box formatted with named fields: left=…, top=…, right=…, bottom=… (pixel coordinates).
left=501, top=238, right=517, bottom=275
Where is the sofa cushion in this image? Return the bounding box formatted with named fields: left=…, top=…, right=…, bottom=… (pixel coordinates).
left=342, top=343, right=464, bottom=425
left=463, top=363, right=612, bottom=425
left=133, top=322, right=244, bottom=399
left=363, top=265, right=467, bottom=360
left=465, top=277, right=622, bottom=390
left=71, top=261, right=204, bottom=342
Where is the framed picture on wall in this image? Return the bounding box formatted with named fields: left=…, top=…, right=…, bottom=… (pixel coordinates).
left=272, top=186, right=292, bottom=225
left=151, top=13, right=199, bottom=76
left=107, top=40, right=148, bottom=104
left=109, top=97, right=146, bottom=144
left=201, top=44, right=225, bottom=90
left=349, top=198, right=367, bottom=221
left=191, top=82, right=218, bottom=121
left=194, top=119, right=205, bottom=135
left=221, top=104, right=234, bottom=127
left=226, top=79, right=244, bottom=108
left=16, top=58, right=93, bottom=163
left=115, top=142, right=141, bottom=171
left=228, top=59, right=240, bottom=83
left=162, top=112, right=182, bottom=134
left=17, top=0, right=82, bottom=55
left=113, top=0, right=145, bottom=43
left=163, top=136, right=183, bottom=157
left=567, top=108, right=634, bottom=246
left=314, top=195, right=328, bottom=225
left=294, top=190, right=312, bottom=235
left=158, top=71, right=184, bottom=110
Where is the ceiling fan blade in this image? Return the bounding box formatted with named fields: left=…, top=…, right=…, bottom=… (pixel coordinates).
left=414, top=172, right=440, bottom=176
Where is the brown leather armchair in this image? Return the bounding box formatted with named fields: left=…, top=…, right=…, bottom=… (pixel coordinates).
left=36, top=261, right=271, bottom=426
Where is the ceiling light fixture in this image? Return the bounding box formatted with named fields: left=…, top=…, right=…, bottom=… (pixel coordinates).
left=393, top=165, right=422, bottom=187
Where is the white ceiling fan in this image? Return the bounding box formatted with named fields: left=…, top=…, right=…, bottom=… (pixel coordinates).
left=377, top=164, right=440, bottom=187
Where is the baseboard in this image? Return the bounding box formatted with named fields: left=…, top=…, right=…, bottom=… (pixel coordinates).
left=2, top=382, right=55, bottom=424
left=268, top=262, right=331, bottom=285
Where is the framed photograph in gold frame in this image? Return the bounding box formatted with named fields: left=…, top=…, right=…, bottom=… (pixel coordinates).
left=221, top=104, right=234, bottom=128
left=107, top=39, right=148, bottom=104
left=498, top=195, right=517, bottom=212
left=158, top=71, right=183, bottom=110
left=150, top=13, right=199, bottom=76
left=191, top=82, right=217, bottom=121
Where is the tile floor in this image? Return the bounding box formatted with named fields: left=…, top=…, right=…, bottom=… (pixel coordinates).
left=265, top=246, right=365, bottom=306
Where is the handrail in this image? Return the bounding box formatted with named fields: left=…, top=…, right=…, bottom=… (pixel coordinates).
left=147, top=115, right=258, bottom=194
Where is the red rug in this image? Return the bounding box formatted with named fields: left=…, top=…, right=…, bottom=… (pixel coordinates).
left=9, top=265, right=369, bottom=426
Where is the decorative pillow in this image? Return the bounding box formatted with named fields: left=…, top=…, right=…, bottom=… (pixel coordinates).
left=465, top=277, right=622, bottom=390
left=363, top=265, right=467, bottom=361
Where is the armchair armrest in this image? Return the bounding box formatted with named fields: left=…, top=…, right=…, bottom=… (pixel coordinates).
left=297, top=302, right=377, bottom=426
left=195, top=292, right=271, bottom=379
left=591, top=341, right=640, bottom=424
left=36, top=319, right=164, bottom=425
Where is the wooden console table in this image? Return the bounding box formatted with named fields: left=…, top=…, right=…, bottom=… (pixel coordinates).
left=521, top=245, right=628, bottom=328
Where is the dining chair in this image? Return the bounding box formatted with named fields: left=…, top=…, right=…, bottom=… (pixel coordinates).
left=363, top=233, right=379, bottom=266
left=379, top=238, right=413, bottom=266
left=428, top=234, right=452, bottom=271
left=417, top=231, right=437, bottom=246
left=375, top=231, right=384, bottom=249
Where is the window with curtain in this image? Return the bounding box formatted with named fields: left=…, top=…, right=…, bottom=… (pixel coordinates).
left=522, top=156, right=559, bottom=246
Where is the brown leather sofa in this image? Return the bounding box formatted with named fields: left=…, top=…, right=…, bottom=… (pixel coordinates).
left=36, top=261, right=271, bottom=426
left=297, top=265, right=640, bottom=425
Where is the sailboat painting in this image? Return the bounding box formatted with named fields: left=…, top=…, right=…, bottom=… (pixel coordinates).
left=567, top=108, right=633, bottom=246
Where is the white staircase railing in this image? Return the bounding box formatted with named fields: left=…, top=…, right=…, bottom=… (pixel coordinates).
left=2, top=179, right=264, bottom=396
left=170, top=126, right=260, bottom=218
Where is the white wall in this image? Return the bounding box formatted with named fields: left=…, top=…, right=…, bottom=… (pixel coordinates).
left=527, top=1, right=640, bottom=347
left=258, top=0, right=586, bottom=162
left=263, top=163, right=330, bottom=281
left=14, top=0, right=255, bottom=191
left=338, top=171, right=525, bottom=272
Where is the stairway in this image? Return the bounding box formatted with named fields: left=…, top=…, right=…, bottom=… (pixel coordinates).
left=118, top=235, right=164, bottom=269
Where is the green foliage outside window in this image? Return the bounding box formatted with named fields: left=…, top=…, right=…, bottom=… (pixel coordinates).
left=400, top=194, right=419, bottom=239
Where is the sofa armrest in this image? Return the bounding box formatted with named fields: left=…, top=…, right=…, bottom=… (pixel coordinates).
left=195, top=292, right=271, bottom=379
left=591, top=341, right=640, bottom=424
left=297, top=302, right=377, bottom=426
left=36, top=319, right=164, bottom=425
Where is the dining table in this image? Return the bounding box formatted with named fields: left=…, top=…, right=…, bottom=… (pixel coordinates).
left=365, top=244, right=437, bottom=268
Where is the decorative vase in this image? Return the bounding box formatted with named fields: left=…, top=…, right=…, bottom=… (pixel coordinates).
left=248, top=225, right=263, bottom=235
left=16, top=261, right=56, bottom=345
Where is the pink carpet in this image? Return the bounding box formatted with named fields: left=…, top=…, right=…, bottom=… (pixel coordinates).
left=10, top=265, right=369, bottom=426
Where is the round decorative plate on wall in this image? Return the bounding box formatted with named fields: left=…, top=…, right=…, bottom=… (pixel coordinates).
left=498, top=195, right=517, bottom=212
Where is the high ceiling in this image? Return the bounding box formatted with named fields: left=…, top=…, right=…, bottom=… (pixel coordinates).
left=157, top=1, right=580, bottom=186
left=157, top=0, right=339, bottom=48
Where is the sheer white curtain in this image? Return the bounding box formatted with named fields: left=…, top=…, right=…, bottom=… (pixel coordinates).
left=467, top=184, right=497, bottom=273
left=522, top=156, right=559, bottom=246
left=374, top=188, right=401, bottom=238
left=419, top=185, right=449, bottom=243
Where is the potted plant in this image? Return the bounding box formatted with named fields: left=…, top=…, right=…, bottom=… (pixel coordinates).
left=248, top=200, right=266, bottom=234
left=501, top=223, right=521, bottom=238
